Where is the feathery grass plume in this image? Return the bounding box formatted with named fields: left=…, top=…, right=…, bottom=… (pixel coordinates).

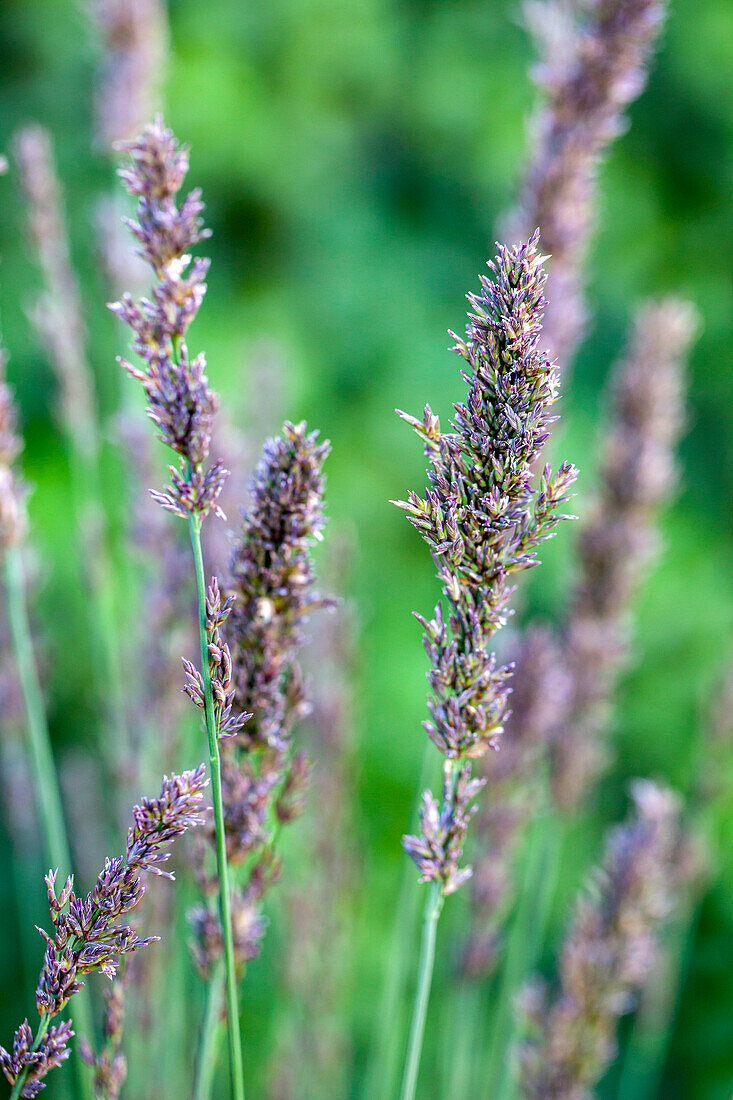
left=460, top=296, right=696, bottom=981
left=189, top=421, right=332, bottom=977
left=0, top=767, right=207, bottom=1100
left=91, top=0, right=168, bottom=149
left=551, top=297, right=697, bottom=805
left=520, top=780, right=681, bottom=1099
left=509, top=0, right=668, bottom=363
left=228, top=421, right=332, bottom=753
left=183, top=577, right=251, bottom=740
left=91, top=0, right=169, bottom=303
left=110, top=116, right=225, bottom=522
left=0, top=1020, right=74, bottom=1100
left=111, top=115, right=247, bottom=1099
left=394, top=232, right=578, bottom=1100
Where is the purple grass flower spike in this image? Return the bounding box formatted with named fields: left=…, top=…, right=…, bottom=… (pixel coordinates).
left=403, top=763, right=486, bottom=895
left=228, top=421, right=333, bottom=751
left=189, top=420, right=333, bottom=977
left=520, top=781, right=681, bottom=1099
left=91, top=0, right=168, bottom=149
left=0, top=1019, right=74, bottom=1099
left=510, top=0, right=669, bottom=364
left=13, top=126, right=100, bottom=462
left=35, top=766, right=207, bottom=1018
left=397, top=232, right=578, bottom=894
left=0, top=767, right=207, bottom=1098
left=110, top=115, right=226, bottom=521
left=460, top=296, right=695, bottom=979
left=551, top=297, right=696, bottom=805
left=183, top=577, right=251, bottom=739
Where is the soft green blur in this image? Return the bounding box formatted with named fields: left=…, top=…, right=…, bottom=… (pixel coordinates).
left=0, top=0, right=731, bottom=1097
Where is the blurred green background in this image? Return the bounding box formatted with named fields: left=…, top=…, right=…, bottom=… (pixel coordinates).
left=0, top=0, right=731, bottom=1096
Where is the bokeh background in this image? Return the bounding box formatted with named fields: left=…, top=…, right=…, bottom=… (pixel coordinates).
left=0, top=0, right=731, bottom=1097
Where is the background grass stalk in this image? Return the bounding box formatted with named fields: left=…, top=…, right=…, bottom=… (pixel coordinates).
left=482, top=799, right=559, bottom=1100
left=399, top=756, right=462, bottom=1100
left=3, top=544, right=95, bottom=1100
left=188, top=516, right=245, bottom=1100
left=67, top=437, right=130, bottom=776
left=441, top=978, right=485, bottom=1097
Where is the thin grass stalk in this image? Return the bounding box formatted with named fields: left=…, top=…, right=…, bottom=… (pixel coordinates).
left=189, top=516, right=245, bottom=1100
left=364, top=742, right=434, bottom=1100
left=194, top=960, right=225, bottom=1100
left=439, top=954, right=486, bottom=1097
left=266, top=542, right=359, bottom=1100
left=0, top=739, right=44, bottom=995
left=3, top=544, right=95, bottom=1100
left=483, top=801, right=559, bottom=1100
left=399, top=756, right=463, bottom=1100
left=399, top=877, right=445, bottom=1100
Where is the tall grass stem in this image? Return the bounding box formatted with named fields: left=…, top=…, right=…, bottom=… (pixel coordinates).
left=399, top=878, right=444, bottom=1100
left=194, top=960, right=225, bottom=1100
left=188, top=517, right=245, bottom=1100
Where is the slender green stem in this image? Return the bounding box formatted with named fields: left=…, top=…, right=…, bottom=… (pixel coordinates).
left=365, top=743, right=434, bottom=1100
left=194, top=962, right=226, bottom=1100
left=399, top=879, right=444, bottom=1100
left=192, top=751, right=289, bottom=1097
left=440, top=979, right=485, bottom=1098
left=3, top=546, right=95, bottom=1100
left=9, top=1013, right=51, bottom=1100
left=188, top=516, right=245, bottom=1100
